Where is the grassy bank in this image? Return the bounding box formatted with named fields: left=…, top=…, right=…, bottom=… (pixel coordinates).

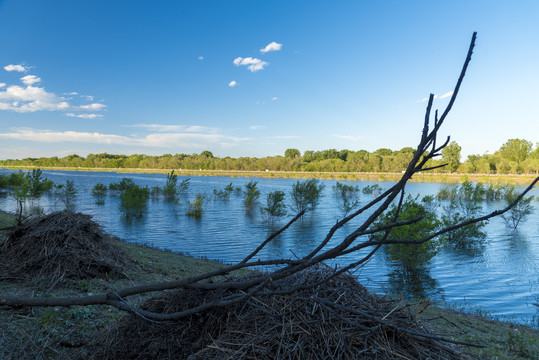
left=2, top=165, right=538, bottom=185
left=1, top=210, right=538, bottom=359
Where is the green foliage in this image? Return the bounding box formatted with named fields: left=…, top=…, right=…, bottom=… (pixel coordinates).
left=213, top=183, right=234, bottom=200
left=484, top=181, right=509, bottom=201
left=290, top=179, right=325, bottom=214
left=501, top=187, right=534, bottom=230
left=441, top=141, right=461, bottom=173
left=119, top=184, right=150, bottom=217
left=8, top=169, right=54, bottom=223
left=150, top=186, right=162, bottom=198
left=54, top=180, right=77, bottom=210
left=1, top=137, right=537, bottom=175
left=332, top=182, right=360, bottom=217
left=92, top=183, right=108, bottom=205
left=26, top=169, right=54, bottom=199
left=109, top=178, right=135, bottom=194
left=224, top=182, right=234, bottom=193
left=186, top=193, right=206, bottom=218
left=362, top=184, right=383, bottom=196
left=8, top=171, right=26, bottom=188
left=260, top=191, right=287, bottom=223
left=178, top=178, right=190, bottom=194
left=243, top=181, right=260, bottom=211
left=439, top=181, right=486, bottom=248
left=499, top=138, right=533, bottom=164
left=162, top=170, right=178, bottom=201
left=372, top=196, right=441, bottom=269
left=92, top=183, right=108, bottom=197
left=284, top=148, right=301, bottom=159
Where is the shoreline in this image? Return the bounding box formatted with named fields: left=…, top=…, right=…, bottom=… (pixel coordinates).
left=1, top=210, right=538, bottom=358
left=2, top=165, right=538, bottom=185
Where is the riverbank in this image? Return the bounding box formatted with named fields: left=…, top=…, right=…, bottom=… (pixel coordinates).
left=1, top=210, right=538, bottom=358
left=2, top=165, right=538, bottom=185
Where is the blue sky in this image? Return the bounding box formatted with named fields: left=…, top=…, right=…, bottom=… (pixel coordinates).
left=0, top=0, right=538, bottom=160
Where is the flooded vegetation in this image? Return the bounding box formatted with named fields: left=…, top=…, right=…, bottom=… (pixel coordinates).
left=1, top=168, right=538, bottom=326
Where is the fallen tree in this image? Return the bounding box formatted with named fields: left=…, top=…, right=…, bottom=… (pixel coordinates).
left=1, top=32, right=538, bottom=358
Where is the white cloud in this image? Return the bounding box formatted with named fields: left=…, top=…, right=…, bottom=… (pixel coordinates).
left=0, top=128, right=249, bottom=148
left=418, top=90, right=454, bottom=102
left=79, top=103, right=107, bottom=111
left=439, top=91, right=453, bottom=99
left=66, top=113, right=104, bottom=119
left=198, top=56, right=204, bottom=60
left=130, top=124, right=217, bottom=133
left=20, top=75, right=41, bottom=85
left=233, top=57, right=268, bottom=72
left=249, top=125, right=265, bottom=130
left=84, top=95, right=94, bottom=101
left=0, top=69, right=105, bottom=114
left=260, top=41, right=282, bottom=53
left=0, top=85, right=69, bottom=112
left=228, top=80, right=237, bottom=87
left=4, top=64, right=28, bottom=72
left=272, top=97, right=278, bottom=101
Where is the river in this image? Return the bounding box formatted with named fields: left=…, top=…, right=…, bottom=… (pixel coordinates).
left=1, top=169, right=538, bottom=327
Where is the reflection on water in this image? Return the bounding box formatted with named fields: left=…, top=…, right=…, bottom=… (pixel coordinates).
left=0, top=169, right=538, bottom=327
left=444, top=242, right=486, bottom=260
left=385, top=267, right=442, bottom=301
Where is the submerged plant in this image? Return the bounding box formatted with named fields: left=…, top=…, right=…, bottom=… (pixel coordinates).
left=120, top=184, right=150, bottom=217
left=186, top=193, right=206, bottom=218
left=260, top=191, right=287, bottom=223
left=290, top=179, right=325, bottom=214
left=333, top=182, right=360, bottom=217
left=243, top=181, right=260, bottom=211
left=162, top=170, right=178, bottom=201
left=501, top=186, right=534, bottom=230
left=214, top=183, right=234, bottom=200
left=439, top=181, right=487, bottom=248
left=54, top=180, right=77, bottom=211
left=372, top=195, right=441, bottom=270
left=92, top=183, right=108, bottom=205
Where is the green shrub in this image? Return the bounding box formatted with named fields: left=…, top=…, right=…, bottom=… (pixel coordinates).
left=290, top=179, right=325, bottom=214
left=54, top=180, right=77, bottom=210
left=501, top=187, right=534, bottom=230
left=178, top=178, right=190, bottom=194
left=260, top=191, right=287, bottom=223
left=362, top=184, right=383, bottom=196
left=214, top=183, right=234, bottom=200
left=109, top=178, right=135, bottom=194
left=186, top=193, right=206, bottom=218
left=439, top=181, right=487, bottom=248
left=119, top=184, right=149, bottom=217
left=150, top=185, right=162, bottom=198
left=372, top=195, right=441, bottom=270
left=92, top=183, right=108, bottom=205
left=92, top=183, right=108, bottom=197
left=162, top=170, right=178, bottom=201
left=243, top=181, right=260, bottom=211
left=333, top=182, right=360, bottom=217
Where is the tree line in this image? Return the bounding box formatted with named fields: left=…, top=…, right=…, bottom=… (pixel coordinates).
left=1, top=138, right=538, bottom=174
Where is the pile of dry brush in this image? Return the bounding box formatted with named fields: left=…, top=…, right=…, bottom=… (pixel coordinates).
left=0, top=210, right=132, bottom=286
left=85, top=267, right=473, bottom=360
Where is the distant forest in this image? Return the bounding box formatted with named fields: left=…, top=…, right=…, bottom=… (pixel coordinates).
left=1, top=138, right=538, bottom=175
